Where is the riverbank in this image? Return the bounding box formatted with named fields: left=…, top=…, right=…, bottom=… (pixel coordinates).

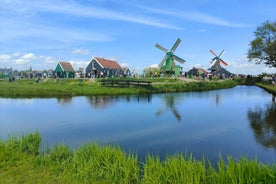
left=0, top=78, right=239, bottom=98
left=255, top=82, right=276, bottom=95
left=1, top=133, right=275, bottom=183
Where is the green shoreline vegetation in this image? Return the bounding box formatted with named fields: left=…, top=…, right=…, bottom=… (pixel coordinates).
left=0, top=77, right=239, bottom=98
left=0, top=133, right=276, bottom=183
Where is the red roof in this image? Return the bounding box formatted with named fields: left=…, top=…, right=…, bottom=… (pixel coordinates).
left=94, top=57, right=122, bottom=70
left=59, top=62, right=74, bottom=71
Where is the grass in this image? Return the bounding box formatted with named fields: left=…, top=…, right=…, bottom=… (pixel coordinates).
left=255, top=82, right=276, bottom=95
left=1, top=133, right=276, bottom=183
left=0, top=78, right=239, bottom=98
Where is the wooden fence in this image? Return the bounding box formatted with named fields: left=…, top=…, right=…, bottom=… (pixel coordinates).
left=100, top=80, right=152, bottom=88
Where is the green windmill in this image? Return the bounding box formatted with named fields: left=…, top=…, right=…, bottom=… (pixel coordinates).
left=155, top=38, right=186, bottom=77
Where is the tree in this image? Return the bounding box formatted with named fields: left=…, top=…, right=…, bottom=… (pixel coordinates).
left=247, top=20, right=276, bottom=67
left=143, top=67, right=160, bottom=78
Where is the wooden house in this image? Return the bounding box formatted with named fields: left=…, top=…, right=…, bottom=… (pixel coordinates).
left=122, top=67, right=131, bottom=77
left=55, top=62, right=75, bottom=78
left=188, top=67, right=208, bottom=77
left=85, top=57, right=123, bottom=78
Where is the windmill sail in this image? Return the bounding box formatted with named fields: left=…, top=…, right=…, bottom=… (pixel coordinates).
left=155, top=44, right=168, bottom=52
left=171, top=38, right=181, bottom=52
left=159, top=55, right=169, bottom=67
left=172, top=55, right=185, bottom=63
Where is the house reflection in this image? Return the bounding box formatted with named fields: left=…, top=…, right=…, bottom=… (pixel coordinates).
left=156, top=95, right=181, bottom=121
left=86, top=94, right=152, bottom=109
left=247, top=96, right=276, bottom=149
left=86, top=96, right=117, bottom=109
left=57, top=97, right=72, bottom=105
left=125, top=94, right=152, bottom=103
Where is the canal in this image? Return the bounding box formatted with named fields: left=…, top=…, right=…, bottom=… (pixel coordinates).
left=0, top=85, right=275, bottom=163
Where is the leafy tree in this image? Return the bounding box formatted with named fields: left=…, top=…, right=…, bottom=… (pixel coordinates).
left=143, top=67, right=160, bottom=78
left=247, top=20, right=276, bottom=67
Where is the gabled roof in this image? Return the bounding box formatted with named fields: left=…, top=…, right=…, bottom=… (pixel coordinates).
left=122, top=67, right=130, bottom=72
left=59, top=62, right=74, bottom=71
left=188, top=67, right=208, bottom=75
left=197, top=68, right=208, bottom=74
left=94, top=57, right=122, bottom=70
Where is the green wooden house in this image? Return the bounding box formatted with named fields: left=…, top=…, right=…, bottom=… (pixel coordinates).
left=55, top=62, right=75, bottom=78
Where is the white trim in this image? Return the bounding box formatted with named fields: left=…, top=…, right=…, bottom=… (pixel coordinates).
left=94, top=57, right=104, bottom=69
left=58, top=62, right=64, bottom=71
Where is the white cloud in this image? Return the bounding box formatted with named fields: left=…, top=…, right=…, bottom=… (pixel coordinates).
left=1, top=1, right=181, bottom=30
left=150, top=64, right=159, bottom=68
left=15, top=53, right=36, bottom=65
left=0, top=54, right=11, bottom=62
left=72, top=49, right=89, bottom=55
left=22, top=53, right=35, bottom=60
left=0, top=52, right=59, bottom=70
left=39, top=56, right=56, bottom=64
left=135, top=5, right=251, bottom=28
left=69, top=60, right=89, bottom=70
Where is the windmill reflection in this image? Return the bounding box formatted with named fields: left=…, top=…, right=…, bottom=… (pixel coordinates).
left=247, top=96, right=276, bottom=149
left=156, top=95, right=181, bottom=121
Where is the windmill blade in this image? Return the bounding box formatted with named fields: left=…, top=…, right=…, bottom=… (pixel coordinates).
left=218, top=50, right=225, bottom=57
left=172, top=107, right=181, bottom=121
left=219, top=59, right=228, bottom=66
left=155, top=44, right=168, bottom=52
left=159, top=55, right=169, bottom=67
left=210, top=50, right=218, bottom=57
left=211, top=58, right=218, bottom=66
left=170, top=38, right=181, bottom=52
left=172, top=54, right=185, bottom=64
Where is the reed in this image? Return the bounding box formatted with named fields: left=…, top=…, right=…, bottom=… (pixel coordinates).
left=1, top=132, right=276, bottom=183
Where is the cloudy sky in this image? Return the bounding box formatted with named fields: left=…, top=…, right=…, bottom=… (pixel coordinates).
left=0, top=0, right=276, bottom=75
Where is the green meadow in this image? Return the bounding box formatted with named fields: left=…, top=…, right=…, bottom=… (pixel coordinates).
left=0, top=133, right=276, bottom=184
left=0, top=77, right=239, bottom=98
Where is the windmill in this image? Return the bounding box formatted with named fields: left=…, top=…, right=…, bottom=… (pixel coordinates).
left=155, top=38, right=186, bottom=77
left=209, top=49, right=228, bottom=73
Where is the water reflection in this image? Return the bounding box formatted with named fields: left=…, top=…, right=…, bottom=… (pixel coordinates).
left=57, top=97, right=72, bottom=105
left=248, top=95, right=276, bottom=149
left=156, top=95, right=181, bottom=121
left=86, top=95, right=152, bottom=109
left=86, top=96, right=118, bottom=109
left=214, top=94, right=222, bottom=106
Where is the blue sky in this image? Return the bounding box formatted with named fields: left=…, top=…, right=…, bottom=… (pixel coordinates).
left=0, top=0, right=276, bottom=75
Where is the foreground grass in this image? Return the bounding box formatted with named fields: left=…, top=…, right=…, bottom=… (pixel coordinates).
left=0, top=78, right=239, bottom=98
left=1, top=133, right=276, bottom=183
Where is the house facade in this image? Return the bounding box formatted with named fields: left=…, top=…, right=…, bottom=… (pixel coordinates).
left=54, top=62, right=75, bottom=78
left=122, top=67, right=131, bottom=77
left=85, top=57, right=123, bottom=78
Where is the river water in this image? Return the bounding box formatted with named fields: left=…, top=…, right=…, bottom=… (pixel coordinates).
left=0, top=85, right=275, bottom=164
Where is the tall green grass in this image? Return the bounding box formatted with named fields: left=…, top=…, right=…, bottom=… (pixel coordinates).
left=1, top=132, right=276, bottom=183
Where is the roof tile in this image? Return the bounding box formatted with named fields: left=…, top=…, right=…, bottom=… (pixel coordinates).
left=59, top=62, right=74, bottom=71
left=95, top=57, right=122, bottom=70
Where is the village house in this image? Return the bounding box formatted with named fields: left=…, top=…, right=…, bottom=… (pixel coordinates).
left=54, top=62, right=75, bottom=78
left=122, top=67, right=132, bottom=77
left=85, top=57, right=123, bottom=78
left=187, top=67, right=208, bottom=77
